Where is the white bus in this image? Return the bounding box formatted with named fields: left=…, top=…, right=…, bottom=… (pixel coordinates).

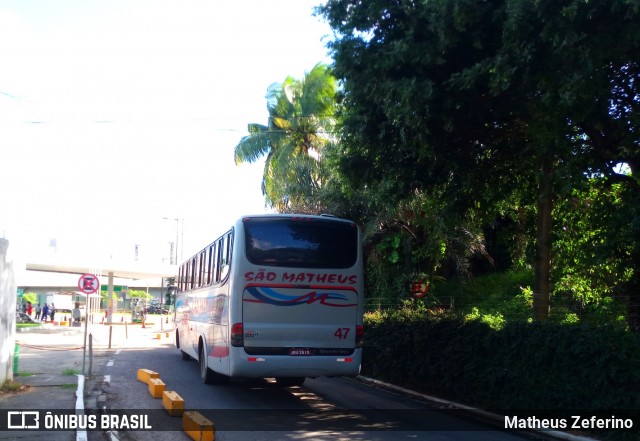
left=175, top=214, right=364, bottom=386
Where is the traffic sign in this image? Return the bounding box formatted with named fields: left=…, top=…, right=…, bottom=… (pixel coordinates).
left=78, top=274, right=100, bottom=294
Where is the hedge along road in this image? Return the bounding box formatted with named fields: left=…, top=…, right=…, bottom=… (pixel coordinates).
left=83, top=325, right=545, bottom=441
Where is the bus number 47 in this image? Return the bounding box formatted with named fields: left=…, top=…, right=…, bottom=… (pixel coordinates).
left=334, top=328, right=350, bottom=340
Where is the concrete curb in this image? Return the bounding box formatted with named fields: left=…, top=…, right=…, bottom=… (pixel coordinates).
left=358, top=376, right=599, bottom=441
left=75, top=375, right=87, bottom=441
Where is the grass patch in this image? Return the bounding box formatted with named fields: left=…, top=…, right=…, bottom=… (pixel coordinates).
left=60, top=383, right=78, bottom=390
left=16, top=323, right=42, bottom=328
left=14, top=371, right=36, bottom=377
left=62, top=368, right=80, bottom=376
left=0, top=380, right=26, bottom=393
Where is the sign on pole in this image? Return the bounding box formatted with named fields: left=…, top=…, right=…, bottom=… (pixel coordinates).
left=78, top=274, right=100, bottom=294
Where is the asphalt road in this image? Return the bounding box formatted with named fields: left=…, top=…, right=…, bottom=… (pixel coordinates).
left=84, top=326, right=540, bottom=441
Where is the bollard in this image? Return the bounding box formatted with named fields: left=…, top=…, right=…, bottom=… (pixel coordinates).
left=13, top=343, right=19, bottom=374
left=183, top=411, right=214, bottom=441
left=162, top=390, right=185, bottom=416
left=137, top=369, right=160, bottom=384
left=88, top=334, right=93, bottom=376
left=108, top=326, right=113, bottom=349
left=148, top=378, right=166, bottom=398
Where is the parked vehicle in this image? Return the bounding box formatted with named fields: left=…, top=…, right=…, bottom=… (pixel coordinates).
left=147, top=305, right=169, bottom=315
left=16, top=312, right=37, bottom=323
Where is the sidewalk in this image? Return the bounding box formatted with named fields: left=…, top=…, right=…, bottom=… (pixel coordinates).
left=0, top=319, right=174, bottom=441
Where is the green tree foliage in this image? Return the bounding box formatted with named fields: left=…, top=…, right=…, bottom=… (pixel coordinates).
left=128, top=289, right=152, bottom=301
left=553, top=177, right=632, bottom=325
left=360, top=190, right=494, bottom=308
left=22, top=292, right=38, bottom=305
left=234, top=63, right=338, bottom=212
left=319, top=0, right=640, bottom=325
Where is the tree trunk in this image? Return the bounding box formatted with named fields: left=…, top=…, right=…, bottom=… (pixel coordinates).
left=533, top=157, right=553, bottom=321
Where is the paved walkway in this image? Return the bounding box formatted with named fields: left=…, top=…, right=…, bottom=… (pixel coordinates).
left=0, top=318, right=174, bottom=441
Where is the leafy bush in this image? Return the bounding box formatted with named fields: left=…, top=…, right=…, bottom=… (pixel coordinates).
left=362, top=316, right=640, bottom=412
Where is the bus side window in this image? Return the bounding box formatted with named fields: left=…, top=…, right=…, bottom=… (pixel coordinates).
left=220, top=232, right=232, bottom=280
left=190, top=257, right=197, bottom=290
left=210, top=242, right=217, bottom=284
left=183, top=262, right=189, bottom=291
left=204, top=244, right=213, bottom=285
left=198, top=250, right=205, bottom=287
left=213, top=238, right=221, bottom=283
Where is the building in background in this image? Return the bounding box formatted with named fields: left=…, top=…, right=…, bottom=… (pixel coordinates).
left=17, top=270, right=167, bottom=312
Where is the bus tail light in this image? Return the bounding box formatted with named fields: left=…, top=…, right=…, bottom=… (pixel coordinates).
left=231, top=323, right=244, bottom=347
left=355, top=325, right=364, bottom=348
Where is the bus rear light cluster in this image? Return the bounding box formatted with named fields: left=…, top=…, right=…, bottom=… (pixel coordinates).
left=231, top=322, right=244, bottom=347
left=355, top=325, right=364, bottom=348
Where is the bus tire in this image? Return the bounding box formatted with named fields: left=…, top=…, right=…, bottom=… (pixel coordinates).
left=176, top=332, right=191, bottom=360
left=199, top=345, right=215, bottom=384
left=276, top=377, right=305, bottom=387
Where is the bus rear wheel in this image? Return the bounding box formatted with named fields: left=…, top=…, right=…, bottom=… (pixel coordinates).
left=199, top=346, right=215, bottom=384
left=276, top=377, right=305, bottom=387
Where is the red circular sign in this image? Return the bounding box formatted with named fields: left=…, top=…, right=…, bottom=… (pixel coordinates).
left=78, top=274, right=100, bottom=294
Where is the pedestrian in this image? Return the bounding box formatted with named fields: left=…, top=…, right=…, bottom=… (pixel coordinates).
left=35, top=303, right=41, bottom=320
left=72, top=302, right=82, bottom=327
left=27, top=302, right=33, bottom=317
left=42, top=303, right=49, bottom=322
left=50, top=303, right=56, bottom=322
left=21, top=302, right=27, bottom=313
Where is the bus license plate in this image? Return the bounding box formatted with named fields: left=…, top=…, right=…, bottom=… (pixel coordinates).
left=289, top=348, right=311, bottom=356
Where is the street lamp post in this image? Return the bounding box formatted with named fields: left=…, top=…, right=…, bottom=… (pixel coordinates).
left=163, top=217, right=182, bottom=265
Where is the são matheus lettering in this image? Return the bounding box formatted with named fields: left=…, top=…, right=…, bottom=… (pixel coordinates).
left=504, top=415, right=634, bottom=430
left=245, top=270, right=357, bottom=285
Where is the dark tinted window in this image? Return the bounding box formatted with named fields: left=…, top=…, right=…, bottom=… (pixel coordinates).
left=244, top=217, right=358, bottom=269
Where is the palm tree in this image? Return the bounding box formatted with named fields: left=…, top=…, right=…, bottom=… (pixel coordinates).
left=234, top=63, right=337, bottom=212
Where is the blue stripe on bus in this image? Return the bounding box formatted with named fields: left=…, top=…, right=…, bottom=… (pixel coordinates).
left=244, top=286, right=356, bottom=307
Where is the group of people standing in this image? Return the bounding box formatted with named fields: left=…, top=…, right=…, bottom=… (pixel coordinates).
left=20, top=301, right=56, bottom=322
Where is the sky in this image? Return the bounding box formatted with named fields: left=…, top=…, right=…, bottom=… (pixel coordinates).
left=0, top=0, right=333, bottom=266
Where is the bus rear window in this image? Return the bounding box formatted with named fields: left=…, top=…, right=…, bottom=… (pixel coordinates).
left=243, top=217, right=358, bottom=269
